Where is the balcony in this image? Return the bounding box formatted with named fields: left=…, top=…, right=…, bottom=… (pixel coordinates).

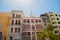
left=22, top=29, right=30, bottom=32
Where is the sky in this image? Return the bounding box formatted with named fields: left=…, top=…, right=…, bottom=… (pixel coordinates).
left=0, top=0, right=60, bottom=17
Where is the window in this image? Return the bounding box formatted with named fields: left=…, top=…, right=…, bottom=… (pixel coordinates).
left=52, top=22, right=55, bottom=24
left=42, top=18, right=46, bottom=22
left=39, top=19, right=41, bottom=22
left=55, top=14, right=57, bottom=16
left=31, top=19, right=34, bottom=23
left=22, top=25, right=27, bottom=31
left=32, top=26, right=35, bottom=30
left=37, top=32, right=39, bottom=34
left=11, top=20, right=14, bottom=25
left=28, top=32, right=30, bottom=35
left=35, top=20, right=38, bottom=23
left=4, top=37, right=6, bottom=40
left=17, top=20, right=20, bottom=25
left=36, top=25, right=43, bottom=30
left=33, top=37, right=35, bottom=40
left=57, top=18, right=59, bottom=20
left=27, top=25, right=30, bottom=29
left=58, top=22, right=60, bottom=24
left=23, top=25, right=30, bottom=30
left=59, top=26, right=60, bottom=28
left=18, top=28, right=20, bottom=32
left=22, top=32, right=27, bottom=35
left=11, top=28, right=13, bottom=33
left=50, top=15, right=53, bottom=16
left=23, top=19, right=26, bottom=23
left=51, top=18, right=54, bottom=20
left=12, top=14, right=15, bottom=17
left=54, top=26, right=57, bottom=28
left=15, top=28, right=17, bottom=32
left=10, top=37, right=13, bottom=40
left=18, top=20, right=20, bottom=25
left=15, top=20, right=20, bottom=25
left=54, top=30, right=59, bottom=33
left=16, top=14, right=21, bottom=18
left=32, top=32, right=35, bottom=35
left=55, top=31, right=57, bottom=33
left=59, top=15, right=60, bottom=17
left=15, top=20, right=17, bottom=25
left=27, top=19, right=30, bottom=23
left=23, top=25, right=26, bottom=29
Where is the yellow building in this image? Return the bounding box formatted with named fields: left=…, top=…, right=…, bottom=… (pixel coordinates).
left=0, top=12, right=10, bottom=40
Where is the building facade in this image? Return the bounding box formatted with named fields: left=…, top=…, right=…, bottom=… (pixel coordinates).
left=40, top=13, right=49, bottom=27
left=8, top=11, right=23, bottom=40
left=0, top=12, right=10, bottom=40
left=8, top=10, right=44, bottom=40
left=40, top=12, right=60, bottom=34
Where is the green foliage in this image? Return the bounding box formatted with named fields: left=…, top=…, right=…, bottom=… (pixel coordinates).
left=37, top=23, right=60, bottom=40
left=46, top=23, right=54, bottom=31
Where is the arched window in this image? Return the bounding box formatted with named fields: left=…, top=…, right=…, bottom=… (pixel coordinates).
left=15, top=28, right=17, bottom=32
left=17, top=20, right=20, bottom=25
left=11, top=20, right=14, bottom=25
left=15, top=20, right=17, bottom=25
left=12, top=14, right=15, bottom=17
left=23, top=19, right=26, bottom=23
left=11, top=28, right=13, bottom=33
left=39, top=19, right=41, bottom=23
left=35, top=19, right=38, bottom=23
left=32, top=25, right=35, bottom=30
left=18, top=28, right=20, bottom=32
left=27, top=19, right=30, bottom=23
left=31, top=19, right=34, bottom=23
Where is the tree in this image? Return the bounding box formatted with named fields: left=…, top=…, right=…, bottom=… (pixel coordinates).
left=37, top=23, right=60, bottom=40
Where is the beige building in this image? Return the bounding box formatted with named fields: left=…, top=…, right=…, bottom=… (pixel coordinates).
left=40, top=12, right=60, bottom=34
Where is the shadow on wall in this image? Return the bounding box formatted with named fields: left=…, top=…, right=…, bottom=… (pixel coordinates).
left=0, top=32, right=2, bottom=40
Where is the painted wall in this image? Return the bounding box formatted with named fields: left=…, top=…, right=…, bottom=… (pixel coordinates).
left=0, top=12, right=10, bottom=40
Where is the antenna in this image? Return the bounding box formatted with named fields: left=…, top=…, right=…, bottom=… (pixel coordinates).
left=30, top=11, right=32, bottom=16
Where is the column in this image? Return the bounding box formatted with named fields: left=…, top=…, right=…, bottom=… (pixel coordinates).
left=30, top=19, right=32, bottom=40
left=35, top=25, right=37, bottom=40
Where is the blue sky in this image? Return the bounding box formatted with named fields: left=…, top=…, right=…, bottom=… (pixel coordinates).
left=0, top=0, right=60, bottom=17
